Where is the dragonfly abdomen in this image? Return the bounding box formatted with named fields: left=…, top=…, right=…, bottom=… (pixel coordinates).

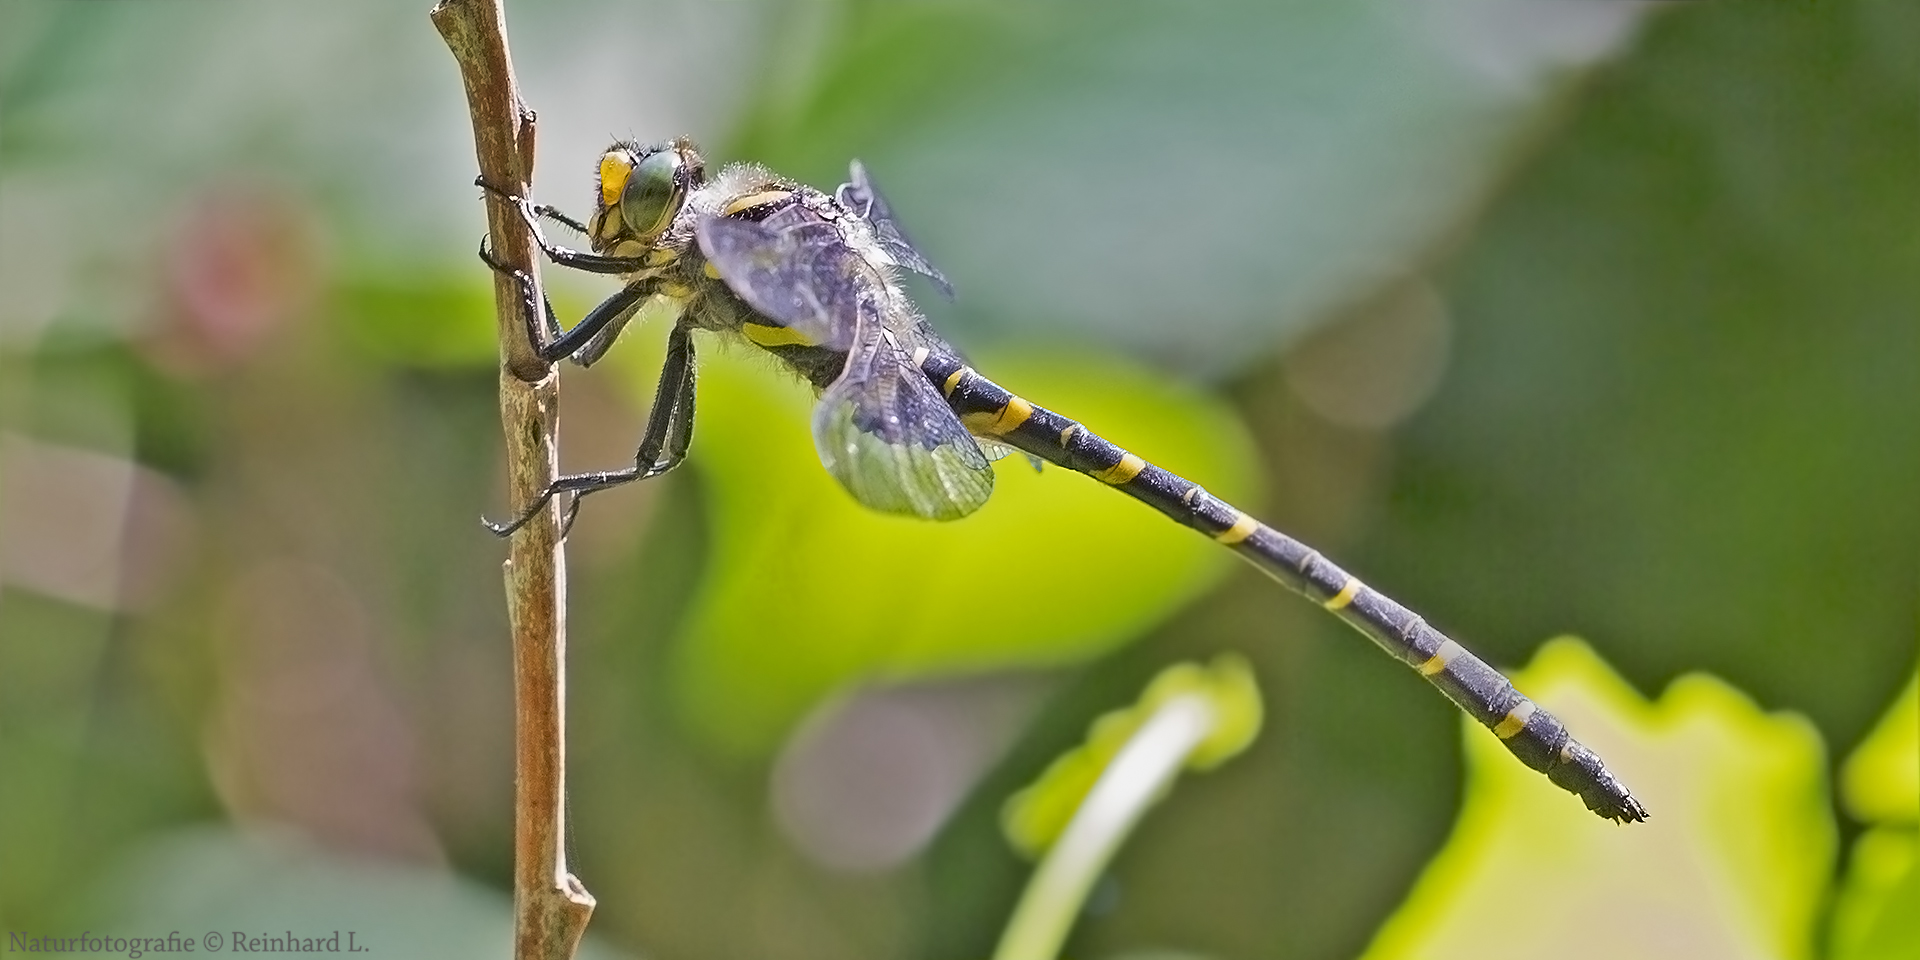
left=921, top=350, right=1648, bottom=824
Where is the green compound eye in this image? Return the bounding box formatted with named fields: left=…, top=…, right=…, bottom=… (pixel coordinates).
left=621, top=149, right=683, bottom=239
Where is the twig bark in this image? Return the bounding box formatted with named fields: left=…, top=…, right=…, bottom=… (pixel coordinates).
left=430, top=2, right=594, bottom=958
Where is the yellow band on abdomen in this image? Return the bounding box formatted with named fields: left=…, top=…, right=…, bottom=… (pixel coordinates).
left=1492, top=700, right=1537, bottom=740
left=1417, top=640, right=1464, bottom=676
left=1092, top=453, right=1145, bottom=485
left=1214, top=513, right=1259, bottom=545
left=963, top=396, right=1034, bottom=436
left=1321, top=577, right=1361, bottom=610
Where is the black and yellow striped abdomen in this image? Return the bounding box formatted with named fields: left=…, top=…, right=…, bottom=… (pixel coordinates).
left=919, top=348, right=1647, bottom=823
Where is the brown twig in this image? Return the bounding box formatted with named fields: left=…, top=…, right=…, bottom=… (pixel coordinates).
left=430, top=2, right=594, bottom=958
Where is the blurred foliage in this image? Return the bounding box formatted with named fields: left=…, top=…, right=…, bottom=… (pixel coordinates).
left=1831, top=672, right=1918, bottom=960
left=1840, top=673, right=1917, bottom=827
left=1002, top=654, right=1260, bottom=859
left=731, top=0, right=1654, bottom=377
left=1378, top=0, right=1920, bottom=765
left=84, top=827, right=631, bottom=960
left=0, top=2, right=1915, bottom=960
left=995, top=655, right=1262, bottom=960
left=1365, top=639, right=1836, bottom=960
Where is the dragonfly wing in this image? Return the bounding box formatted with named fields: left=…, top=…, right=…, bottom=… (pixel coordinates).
left=696, top=212, right=860, bottom=352
left=812, top=320, right=993, bottom=521
left=700, top=205, right=985, bottom=518
left=974, top=437, right=1018, bottom=462
left=842, top=160, right=954, bottom=300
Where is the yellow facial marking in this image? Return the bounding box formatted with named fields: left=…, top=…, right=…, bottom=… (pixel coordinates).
left=942, top=366, right=971, bottom=397
left=1321, top=576, right=1361, bottom=610
left=722, top=189, right=792, bottom=217
left=1093, top=453, right=1145, bottom=485
left=1492, top=700, right=1537, bottom=740
left=703, top=260, right=723, bottom=280
left=588, top=208, right=617, bottom=244
left=645, top=247, right=679, bottom=267
left=599, top=153, right=634, bottom=209
left=963, top=396, right=1034, bottom=436
left=741, top=322, right=815, bottom=348
left=1213, top=513, right=1259, bottom=545
left=1417, top=640, right=1464, bottom=676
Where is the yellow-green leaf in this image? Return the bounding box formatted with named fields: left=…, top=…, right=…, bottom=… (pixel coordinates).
left=1361, top=638, right=1835, bottom=960
left=1831, top=668, right=1918, bottom=960
left=1002, top=654, right=1262, bottom=858
left=1841, top=671, right=1918, bottom=826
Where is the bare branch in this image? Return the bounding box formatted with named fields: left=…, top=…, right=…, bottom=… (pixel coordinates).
left=431, top=1, right=594, bottom=958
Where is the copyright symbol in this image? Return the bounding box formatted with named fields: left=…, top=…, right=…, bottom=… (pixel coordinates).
left=204, top=931, right=225, bottom=952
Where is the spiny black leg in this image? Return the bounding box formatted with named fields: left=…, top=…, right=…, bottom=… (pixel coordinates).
left=544, top=282, right=650, bottom=366
left=582, top=320, right=698, bottom=491
left=475, top=176, right=649, bottom=275
left=478, top=236, right=564, bottom=347
left=473, top=176, right=590, bottom=234
left=529, top=203, right=588, bottom=235
left=660, top=339, right=696, bottom=462
left=558, top=333, right=696, bottom=533
left=564, top=323, right=699, bottom=530
left=477, top=237, right=652, bottom=365
left=483, top=324, right=700, bottom=538
left=475, top=179, right=591, bottom=236
left=541, top=243, right=648, bottom=275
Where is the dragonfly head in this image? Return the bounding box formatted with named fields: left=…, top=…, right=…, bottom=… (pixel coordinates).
left=588, top=138, right=704, bottom=253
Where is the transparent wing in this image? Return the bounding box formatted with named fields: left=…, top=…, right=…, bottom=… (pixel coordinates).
left=975, top=437, right=1018, bottom=462
left=974, top=437, right=1045, bottom=471
left=840, top=160, right=954, bottom=300
left=698, top=204, right=986, bottom=518
left=696, top=211, right=861, bottom=352
left=812, top=318, right=993, bottom=521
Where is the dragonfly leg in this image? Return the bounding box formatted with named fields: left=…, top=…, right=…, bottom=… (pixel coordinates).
left=478, top=238, right=651, bottom=365
left=528, top=202, right=588, bottom=235
left=477, top=236, right=561, bottom=346
left=475, top=177, right=647, bottom=275
left=484, top=323, right=698, bottom=538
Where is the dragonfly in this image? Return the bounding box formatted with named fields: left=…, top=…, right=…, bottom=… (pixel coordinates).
left=477, top=137, right=1648, bottom=824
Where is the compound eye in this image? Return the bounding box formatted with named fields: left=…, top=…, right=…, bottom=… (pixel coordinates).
left=620, top=150, right=683, bottom=239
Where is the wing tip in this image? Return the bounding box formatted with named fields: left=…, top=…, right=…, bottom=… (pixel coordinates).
left=813, top=399, right=994, bottom=521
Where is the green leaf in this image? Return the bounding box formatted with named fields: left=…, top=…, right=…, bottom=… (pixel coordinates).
left=1360, top=638, right=1835, bottom=960
left=1832, top=826, right=1918, bottom=960
left=1841, top=671, right=1918, bottom=826
left=666, top=345, right=1259, bottom=755
left=1002, top=653, right=1263, bottom=859
left=1831, top=669, right=1919, bottom=960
